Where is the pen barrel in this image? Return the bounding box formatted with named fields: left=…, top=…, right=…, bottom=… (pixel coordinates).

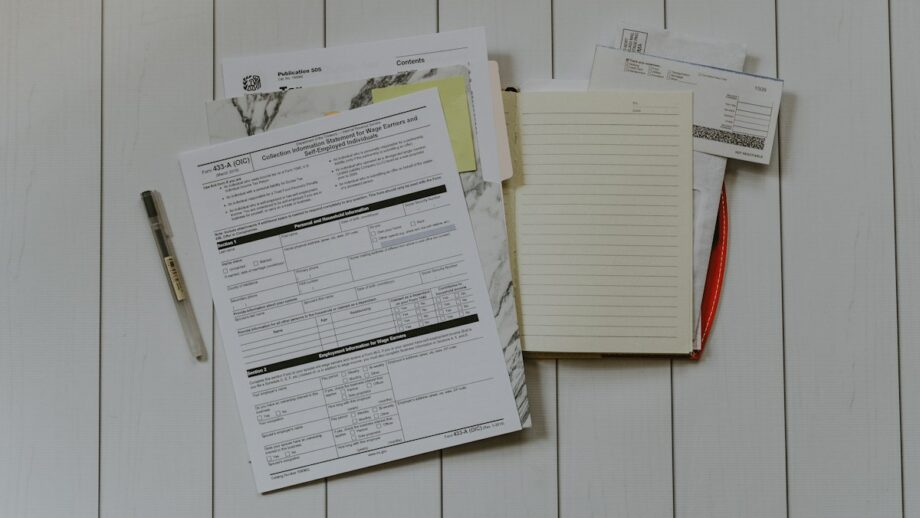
left=176, top=295, right=209, bottom=361
left=156, top=226, right=208, bottom=361
left=142, top=190, right=208, bottom=361
left=158, top=230, right=208, bottom=361
left=160, top=240, right=188, bottom=303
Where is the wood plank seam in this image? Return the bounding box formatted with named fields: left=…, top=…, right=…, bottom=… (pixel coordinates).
left=549, top=3, right=557, bottom=516
left=885, top=1, right=907, bottom=515
left=99, top=1, right=106, bottom=516
left=773, top=0, right=791, bottom=515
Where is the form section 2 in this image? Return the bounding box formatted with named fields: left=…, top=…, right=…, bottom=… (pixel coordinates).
left=220, top=182, right=477, bottom=368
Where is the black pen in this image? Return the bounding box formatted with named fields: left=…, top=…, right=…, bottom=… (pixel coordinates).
left=141, top=190, right=208, bottom=361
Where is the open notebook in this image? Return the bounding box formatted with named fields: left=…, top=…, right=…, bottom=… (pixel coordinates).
left=502, top=91, right=695, bottom=356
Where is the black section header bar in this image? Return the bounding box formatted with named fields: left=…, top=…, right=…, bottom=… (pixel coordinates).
left=247, top=313, right=479, bottom=378
left=216, top=184, right=446, bottom=250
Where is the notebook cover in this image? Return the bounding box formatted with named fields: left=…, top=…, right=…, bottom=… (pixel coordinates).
left=691, top=184, right=729, bottom=360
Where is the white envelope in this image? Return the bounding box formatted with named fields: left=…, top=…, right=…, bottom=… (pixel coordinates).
left=590, top=46, right=782, bottom=165
left=599, top=22, right=749, bottom=349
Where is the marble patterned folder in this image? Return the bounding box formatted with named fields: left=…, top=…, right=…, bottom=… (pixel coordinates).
left=206, top=66, right=530, bottom=426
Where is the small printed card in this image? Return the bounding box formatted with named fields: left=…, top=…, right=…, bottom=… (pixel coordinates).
left=590, top=46, right=783, bottom=164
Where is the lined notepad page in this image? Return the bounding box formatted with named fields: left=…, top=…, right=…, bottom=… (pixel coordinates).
left=505, top=91, right=694, bottom=355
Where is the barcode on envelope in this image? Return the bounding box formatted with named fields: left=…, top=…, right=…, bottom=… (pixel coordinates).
left=692, top=125, right=766, bottom=150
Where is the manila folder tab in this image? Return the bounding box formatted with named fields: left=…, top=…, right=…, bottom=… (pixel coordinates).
left=490, top=61, right=515, bottom=181
left=372, top=75, right=477, bottom=173
left=506, top=91, right=694, bottom=355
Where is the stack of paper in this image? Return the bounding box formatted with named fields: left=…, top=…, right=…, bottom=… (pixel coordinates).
left=184, top=28, right=529, bottom=493
left=174, top=23, right=782, bottom=491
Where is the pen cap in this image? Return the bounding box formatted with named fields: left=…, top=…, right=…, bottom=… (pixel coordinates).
left=141, top=190, right=173, bottom=236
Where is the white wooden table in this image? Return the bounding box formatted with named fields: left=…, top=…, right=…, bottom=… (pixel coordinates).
left=2, top=0, right=917, bottom=516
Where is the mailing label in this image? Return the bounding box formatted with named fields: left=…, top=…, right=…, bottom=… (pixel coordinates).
left=590, top=46, right=783, bottom=164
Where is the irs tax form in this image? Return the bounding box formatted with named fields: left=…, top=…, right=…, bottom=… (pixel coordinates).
left=219, top=28, right=530, bottom=425
left=179, top=90, right=522, bottom=492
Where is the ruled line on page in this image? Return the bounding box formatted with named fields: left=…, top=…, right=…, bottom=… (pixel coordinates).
left=506, top=91, right=694, bottom=355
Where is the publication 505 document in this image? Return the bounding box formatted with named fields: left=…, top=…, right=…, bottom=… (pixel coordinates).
left=179, top=89, right=522, bottom=492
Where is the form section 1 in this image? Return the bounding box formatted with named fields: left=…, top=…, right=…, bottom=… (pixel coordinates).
left=180, top=89, right=522, bottom=492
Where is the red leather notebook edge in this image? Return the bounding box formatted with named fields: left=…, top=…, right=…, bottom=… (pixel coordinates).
left=691, top=184, right=729, bottom=360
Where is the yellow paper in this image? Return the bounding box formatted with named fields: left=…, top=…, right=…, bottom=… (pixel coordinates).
left=372, top=77, right=477, bottom=172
